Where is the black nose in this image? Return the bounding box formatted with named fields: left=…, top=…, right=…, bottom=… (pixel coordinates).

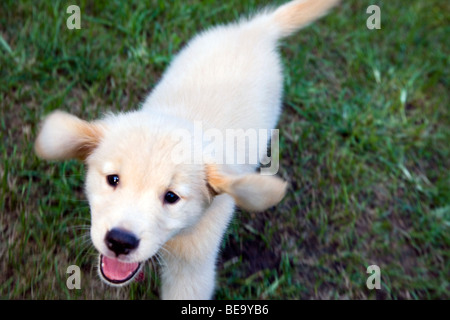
left=104, top=228, right=140, bottom=256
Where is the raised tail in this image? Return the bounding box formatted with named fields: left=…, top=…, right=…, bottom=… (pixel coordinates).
left=270, top=0, right=339, bottom=38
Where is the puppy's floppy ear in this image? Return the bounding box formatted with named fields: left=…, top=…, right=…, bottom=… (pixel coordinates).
left=206, top=164, right=287, bottom=212
left=35, top=110, right=104, bottom=161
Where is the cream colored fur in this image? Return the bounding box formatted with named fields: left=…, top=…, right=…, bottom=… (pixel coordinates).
left=34, top=0, right=338, bottom=299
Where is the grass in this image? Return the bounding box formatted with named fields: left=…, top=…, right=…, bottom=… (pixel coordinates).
left=0, top=0, right=448, bottom=299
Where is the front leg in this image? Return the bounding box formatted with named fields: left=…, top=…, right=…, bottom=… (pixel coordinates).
left=160, top=253, right=217, bottom=300
left=159, top=194, right=235, bottom=299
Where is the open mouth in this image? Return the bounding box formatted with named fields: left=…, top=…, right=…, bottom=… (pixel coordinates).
left=99, top=255, right=142, bottom=285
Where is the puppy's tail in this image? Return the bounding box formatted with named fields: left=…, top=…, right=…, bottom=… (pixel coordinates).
left=268, top=0, right=339, bottom=39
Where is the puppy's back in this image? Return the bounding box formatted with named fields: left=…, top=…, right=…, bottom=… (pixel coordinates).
left=143, top=0, right=339, bottom=131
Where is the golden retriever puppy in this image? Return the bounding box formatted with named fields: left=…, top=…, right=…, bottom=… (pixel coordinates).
left=35, top=0, right=338, bottom=299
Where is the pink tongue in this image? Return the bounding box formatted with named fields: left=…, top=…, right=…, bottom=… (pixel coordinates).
left=101, top=256, right=139, bottom=281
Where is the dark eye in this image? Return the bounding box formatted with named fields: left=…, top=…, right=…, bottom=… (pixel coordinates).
left=164, top=191, right=180, bottom=204
left=107, top=174, right=119, bottom=187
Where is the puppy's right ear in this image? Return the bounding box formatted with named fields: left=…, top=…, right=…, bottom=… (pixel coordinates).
left=35, top=110, right=104, bottom=161
left=206, top=164, right=287, bottom=212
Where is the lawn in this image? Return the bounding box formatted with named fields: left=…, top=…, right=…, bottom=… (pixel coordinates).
left=0, top=0, right=448, bottom=299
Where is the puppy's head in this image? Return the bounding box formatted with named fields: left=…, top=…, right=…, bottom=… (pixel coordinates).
left=35, top=110, right=286, bottom=286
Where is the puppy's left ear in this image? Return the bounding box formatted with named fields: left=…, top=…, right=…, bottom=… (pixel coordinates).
left=206, top=165, right=287, bottom=212
left=35, top=110, right=104, bottom=161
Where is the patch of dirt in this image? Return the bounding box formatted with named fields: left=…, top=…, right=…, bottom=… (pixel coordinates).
left=221, top=233, right=281, bottom=275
